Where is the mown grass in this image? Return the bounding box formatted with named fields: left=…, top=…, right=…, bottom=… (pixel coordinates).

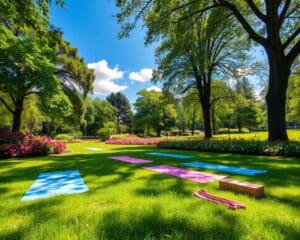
left=0, top=141, right=300, bottom=239
left=180, top=129, right=300, bottom=141
left=214, top=129, right=300, bottom=141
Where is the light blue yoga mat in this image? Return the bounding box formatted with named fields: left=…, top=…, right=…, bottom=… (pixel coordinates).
left=182, top=162, right=267, bottom=176
left=147, top=152, right=193, bottom=159
left=22, top=170, right=89, bottom=201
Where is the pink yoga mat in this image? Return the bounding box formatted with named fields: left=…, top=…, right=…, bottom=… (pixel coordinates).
left=194, top=189, right=246, bottom=210
left=109, top=156, right=153, bottom=164
left=144, top=165, right=227, bottom=183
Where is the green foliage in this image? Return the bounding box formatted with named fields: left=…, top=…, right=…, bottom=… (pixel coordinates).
left=115, top=0, right=300, bottom=141
left=158, top=140, right=300, bottom=157
left=54, top=134, right=74, bottom=141
left=134, top=89, right=177, bottom=137
left=40, top=93, right=72, bottom=120
left=84, top=98, right=117, bottom=136
left=98, top=121, right=116, bottom=141
left=0, top=1, right=94, bottom=132
left=286, top=67, right=300, bottom=123
left=0, top=26, right=59, bottom=99
left=106, top=92, right=133, bottom=133
left=232, top=78, right=264, bottom=131
left=182, top=89, right=202, bottom=134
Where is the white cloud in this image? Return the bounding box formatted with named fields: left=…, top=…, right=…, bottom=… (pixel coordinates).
left=129, top=68, right=153, bottom=83
left=227, top=78, right=237, bottom=89
left=146, top=86, right=162, bottom=92
left=88, top=60, right=127, bottom=96
left=235, top=67, right=252, bottom=77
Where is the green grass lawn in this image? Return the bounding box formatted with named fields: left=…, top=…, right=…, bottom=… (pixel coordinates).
left=180, top=129, right=300, bottom=141
left=1, top=142, right=300, bottom=239
left=213, top=129, right=300, bottom=141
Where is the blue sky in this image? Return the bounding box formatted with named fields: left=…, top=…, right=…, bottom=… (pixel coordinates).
left=50, top=0, right=160, bottom=104
left=50, top=0, right=265, bottom=103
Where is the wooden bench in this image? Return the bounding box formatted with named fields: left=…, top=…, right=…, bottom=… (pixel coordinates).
left=219, top=179, right=264, bottom=198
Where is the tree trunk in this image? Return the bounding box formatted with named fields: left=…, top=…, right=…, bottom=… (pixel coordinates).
left=12, top=107, right=23, bottom=132
left=211, top=106, right=216, bottom=135
left=195, top=74, right=212, bottom=139
left=201, top=100, right=212, bottom=139
left=265, top=49, right=289, bottom=141
left=237, top=115, right=242, bottom=133
left=156, top=129, right=161, bottom=137
left=191, top=109, right=196, bottom=136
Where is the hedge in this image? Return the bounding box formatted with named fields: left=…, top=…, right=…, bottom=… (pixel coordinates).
left=157, top=140, right=300, bottom=157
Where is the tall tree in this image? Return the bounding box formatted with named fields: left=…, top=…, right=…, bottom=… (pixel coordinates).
left=151, top=8, right=247, bottom=138
left=0, top=25, right=60, bottom=132
left=134, top=90, right=177, bottom=137
left=55, top=39, right=95, bottom=125
left=235, top=78, right=264, bottom=132
left=0, top=1, right=94, bottom=132
left=106, top=92, right=133, bottom=133
left=116, top=0, right=300, bottom=141
left=182, top=89, right=202, bottom=135
left=209, top=80, right=233, bottom=134
left=84, top=98, right=117, bottom=136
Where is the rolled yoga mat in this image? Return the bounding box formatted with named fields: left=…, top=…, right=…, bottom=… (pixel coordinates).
left=109, top=156, right=153, bottom=164
left=182, top=162, right=267, bottom=176
left=146, top=152, right=193, bottom=159
left=144, top=165, right=227, bottom=183
left=194, top=189, right=246, bottom=210
left=22, top=170, right=89, bottom=201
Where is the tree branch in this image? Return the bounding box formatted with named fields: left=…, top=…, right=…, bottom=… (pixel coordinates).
left=210, top=96, right=232, bottom=107
left=245, top=0, right=266, bottom=22
left=279, top=0, right=291, bottom=26
left=0, top=97, right=14, bottom=113
left=175, top=4, right=221, bottom=22
left=287, top=39, right=300, bottom=67
left=283, top=27, right=300, bottom=49
left=217, top=0, right=267, bottom=46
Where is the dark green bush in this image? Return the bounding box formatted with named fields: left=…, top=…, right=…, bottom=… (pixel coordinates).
left=157, top=140, right=300, bottom=157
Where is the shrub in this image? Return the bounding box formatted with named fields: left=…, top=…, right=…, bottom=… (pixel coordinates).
left=157, top=140, right=300, bottom=157
left=98, top=129, right=111, bottom=141
left=0, top=127, right=25, bottom=144
left=55, top=134, right=73, bottom=141
left=0, top=130, right=66, bottom=159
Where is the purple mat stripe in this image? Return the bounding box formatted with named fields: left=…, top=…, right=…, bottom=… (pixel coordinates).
left=144, top=165, right=227, bottom=183
left=109, top=156, right=153, bottom=164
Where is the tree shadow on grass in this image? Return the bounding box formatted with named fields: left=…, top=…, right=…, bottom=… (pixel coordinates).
left=1, top=198, right=62, bottom=239
left=0, top=145, right=300, bottom=239
left=97, top=205, right=242, bottom=240
left=263, top=218, right=300, bottom=240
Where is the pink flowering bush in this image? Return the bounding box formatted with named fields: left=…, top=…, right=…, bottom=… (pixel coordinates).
left=105, top=138, right=162, bottom=145
left=0, top=128, right=66, bottom=159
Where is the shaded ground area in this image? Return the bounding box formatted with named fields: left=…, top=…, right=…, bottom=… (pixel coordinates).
left=0, top=142, right=299, bottom=239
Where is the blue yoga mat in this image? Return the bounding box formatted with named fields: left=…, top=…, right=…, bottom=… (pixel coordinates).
left=22, top=170, right=89, bottom=201
left=147, top=152, right=193, bottom=159
left=182, top=162, right=267, bottom=176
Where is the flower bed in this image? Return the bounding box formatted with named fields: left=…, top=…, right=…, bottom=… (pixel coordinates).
left=157, top=139, right=300, bottom=157
left=105, top=138, right=162, bottom=145
left=0, top=128, right=66, bottom=159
